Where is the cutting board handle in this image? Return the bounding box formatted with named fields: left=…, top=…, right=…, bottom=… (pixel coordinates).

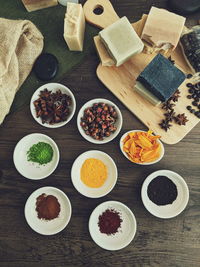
left=83, top=0, right=119, bottom=29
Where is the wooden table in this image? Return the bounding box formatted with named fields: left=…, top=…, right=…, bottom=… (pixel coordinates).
left=0, top=1, right=200, bottom=266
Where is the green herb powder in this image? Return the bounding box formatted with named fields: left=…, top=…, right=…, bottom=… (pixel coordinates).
left=27, top=142, right=53, bottom=165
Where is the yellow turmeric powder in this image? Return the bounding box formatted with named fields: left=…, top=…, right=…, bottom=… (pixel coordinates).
left=80, top=158, right=107, bottom=188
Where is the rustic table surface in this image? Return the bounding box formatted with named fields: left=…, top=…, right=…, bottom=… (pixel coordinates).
left=0, top=1, right=200, bottom=267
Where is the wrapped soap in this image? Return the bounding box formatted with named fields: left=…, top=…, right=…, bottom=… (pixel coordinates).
left=136, top=54, right=185, bottom=102
left=99, top=16, right=144, bottom=66
left=180, top=25, right=200, bottom=73
left=141, top=7, right=185, bottom=53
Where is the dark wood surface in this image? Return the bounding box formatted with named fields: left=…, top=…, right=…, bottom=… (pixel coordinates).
left=0, top=1, right=200, bottom=266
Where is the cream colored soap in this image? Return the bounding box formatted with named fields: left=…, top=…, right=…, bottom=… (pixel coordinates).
left=141, top=7, right=185, bottom=52
left=64, top=3, right=85, bottom=51
left=134, top=81, right=161, bottom=106
left=22, top=0, right=58, bottom=12
left=99, top=16, right=144, bottom=67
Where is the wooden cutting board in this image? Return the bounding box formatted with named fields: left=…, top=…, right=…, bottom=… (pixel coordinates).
left=83, top=0, right=200, bottom=144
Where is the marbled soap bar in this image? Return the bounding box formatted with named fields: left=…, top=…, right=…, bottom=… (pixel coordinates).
left=99, top=17, right=144, bottom=67
left=137, top=54, right=186, bottom=102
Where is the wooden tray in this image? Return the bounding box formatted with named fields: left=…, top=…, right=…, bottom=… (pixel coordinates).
left=83, top=0, right=199, bottom=144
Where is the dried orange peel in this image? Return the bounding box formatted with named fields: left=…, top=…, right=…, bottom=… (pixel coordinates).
left=122, top=130, right=162, bottom=163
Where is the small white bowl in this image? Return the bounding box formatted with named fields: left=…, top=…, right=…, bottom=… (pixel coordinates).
left=89, top=201, right=137, bottom=250
left=120, top=130, right=165, bottom=165
left=77, top=98, right=123, bottom=144
left=13, top=133, right=60, bottom=180
left=71, top=150, right=118, bottom=198
left=25, top=186, right=72, bottom=235
left=141, top=170, right=189, bottom=219
left=30, top=83, right=76, bottom=128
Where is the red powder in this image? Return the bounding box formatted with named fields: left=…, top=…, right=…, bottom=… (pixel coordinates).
left=36, top=193, right=60, bottom=220
left=98, top=209, right=122, bottom=235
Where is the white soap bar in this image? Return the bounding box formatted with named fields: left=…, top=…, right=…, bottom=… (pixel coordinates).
left=99, top=16, right=144, bottom=66
left=134, top=81, right=161, bottom=106
left=94, top=36, right=115, bottom=67
left=64, top=3, right=85, bottom=51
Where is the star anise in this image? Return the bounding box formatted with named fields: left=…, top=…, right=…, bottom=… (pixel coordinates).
left=159, top=119, right=172, bottom=131
left=164, top=110, right=176, bottom=122
left=169, top=89, right=181, bottom=102
left=168, top=56, right=175, bottom=65
left=174, top=113, right=188, bottom=125
left=162, top=100, right=175, bottom=111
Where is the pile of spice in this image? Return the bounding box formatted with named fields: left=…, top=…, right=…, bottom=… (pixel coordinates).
left=159, top=89, right=189, bottom=131
left=33, top=89, right=72, bottom=124
left=147, top=176, right=178, bottom=205
left=98, top=209, right=122, bottom=235
left=27, top=142, right=53, bottom=165
left=80, top=158, right=107, bottom=188
left=36, top=193, right=61, bottom=220
left=80, top=102, right=118, bottom=140
left=122, top=130, right=161, bottom=163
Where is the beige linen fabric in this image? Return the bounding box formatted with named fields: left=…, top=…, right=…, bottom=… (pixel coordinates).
left=0, top=18, right=44, bottom=124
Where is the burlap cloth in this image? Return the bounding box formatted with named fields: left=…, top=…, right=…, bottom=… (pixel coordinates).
left=0, top=18, right=44, bottom=124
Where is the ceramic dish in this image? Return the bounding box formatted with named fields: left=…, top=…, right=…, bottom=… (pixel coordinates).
left=89, top=201, right=137, bottom=250
left=30, top=83, right=76, bottom=128
left=141, top=170, right=189, bottom=219
left=13, top=133, right=59, bottom=180
left=77, top=98, right=123, bottom=144
left=25, top=186, right=72, bottom=235
left=119, top=130, right=165, bottom=165
left=71, top=150, right=118, bottom=198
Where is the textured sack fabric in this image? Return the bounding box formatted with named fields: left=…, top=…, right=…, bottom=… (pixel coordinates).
left=0, top=18, right=44, bottom=124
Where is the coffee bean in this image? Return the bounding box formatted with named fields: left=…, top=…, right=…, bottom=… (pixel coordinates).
left=186, top=83, right=193, bottom=87
left=187, top=105, right=192, bottom=110
left=188, top=88, right=194, bottom=94
left=186, top=73, right=193, bottom=79
left=194, top=97, right=199, bottom=102
left=187, top=95, right=192, bottom=99
left=192, top=101, right=198, bottom=106
left=190, top=109, right=196, bottom=114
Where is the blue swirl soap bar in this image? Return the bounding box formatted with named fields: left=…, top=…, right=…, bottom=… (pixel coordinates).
left=137, top=54, right=186, bottom=102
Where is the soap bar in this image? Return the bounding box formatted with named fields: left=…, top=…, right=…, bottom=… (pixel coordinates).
left=137, top=54, right=186, bottom=102
left=180, top=25, right=200, bottom=73
left=99, top=16, right=144, bottom=67
left=64, top=3, right=85, bottom=51
left=94, top=36, right=115, bottom=67
left=141, top=7, right=185, bottom=52
left=134, top=81, right=161, bottom=106
left=22, top=0, right=58, bottom=12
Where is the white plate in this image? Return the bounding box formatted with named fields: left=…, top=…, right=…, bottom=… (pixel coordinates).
left=13, top=133, right=59, bottom=180
left=89, top=201, right=137, bottom=250
left=120, top=130, right=165, bottom=165
left=141, top=170, right=189, bottom=219
left=77, top=98, right=123, bottom=144
left=71, top=150, right=118, bottom=198
left=30, top=83, right=76, bottom=128
left=25, top=187, right=72, bottom=235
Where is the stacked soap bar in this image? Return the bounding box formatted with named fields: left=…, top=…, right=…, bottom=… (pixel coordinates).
left=135, top=54, right=186, bottom=104
left=22, top=0, right=58, bottom=12
left=99, top=17, right=144, bottom=66
left=180, top=25, right=200, bottom=73
left=64, top=3, right=85, bottom=51
left=141, top=7, right=185, bottom=53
